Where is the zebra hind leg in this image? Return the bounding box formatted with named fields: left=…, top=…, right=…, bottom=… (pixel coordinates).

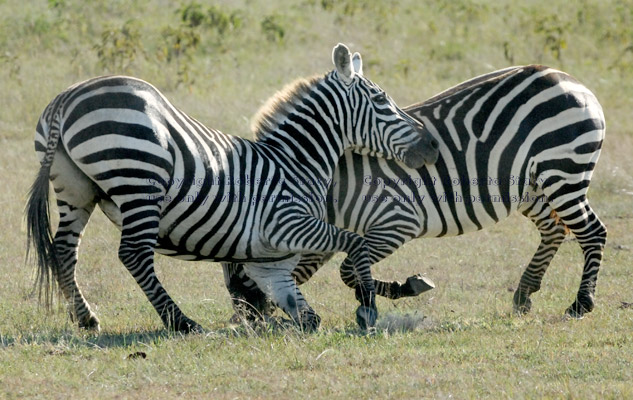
left=118, top=204, right=202, bottom=333
left=515, top=201, right=568, bottom=314
left=244, top=257, right=321, bottom=332
left=560, top=200, right=607, bottom=318
left=537, top=190, right=607, bottom=318
left=222, top=263, right=275, bottom=322
left=54, top=201, right=101, bottom=330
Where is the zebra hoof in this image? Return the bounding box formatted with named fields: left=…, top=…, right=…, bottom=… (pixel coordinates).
left=172, top=317, right=204, bottom=334
left=229, top=312, right=254, bottom=324
left=564, top=307, right=585, bottom=320
left=78, top=314, right=101, bottom=332
left=230, top=302, right=273, bottom=323
left=356, top=305, right=378, bottom=331
left=402, top=274, right=435, bottom=297
left=512, top=290, right=532, bottom=315
left=565, top=294, right=594, bottom=319
left=298, top=309, right=321, bottom=333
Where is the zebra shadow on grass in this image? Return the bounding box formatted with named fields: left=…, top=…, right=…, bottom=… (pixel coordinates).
left=216, top=309, right=432, bottom=338
left=0, top=327, right=174, bottom=350
left=0, top=307, right=433, bottom=350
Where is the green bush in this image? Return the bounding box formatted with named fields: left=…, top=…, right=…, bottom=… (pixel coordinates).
left=94, top=19, right=144, bottom=74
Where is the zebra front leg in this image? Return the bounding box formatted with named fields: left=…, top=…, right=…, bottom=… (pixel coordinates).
left=268, top=217, right=378, bottom=330
left=54, top=202, right=100, bottom=330
left=336, top=228, right=435, bottom=300
left=118, top=208, right=202, bottom=333
left=340, top=257, right=435, bottom=300
left=244, top=256, right=321, bottom=332
left=325, top=233, right=378, bottom=330
left=322, top=234, right=378, bottom=330
left=514, top=204, right=568, bottom=314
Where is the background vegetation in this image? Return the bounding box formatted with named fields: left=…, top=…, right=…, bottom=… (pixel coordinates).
left=1, top=0, right=632, bottom=398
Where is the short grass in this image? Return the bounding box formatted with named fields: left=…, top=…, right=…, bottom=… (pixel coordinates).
left=1, top=0, right=633, bottom=398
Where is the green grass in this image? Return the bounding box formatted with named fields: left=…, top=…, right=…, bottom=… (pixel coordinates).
left=1, top=0, right=633, bottom=398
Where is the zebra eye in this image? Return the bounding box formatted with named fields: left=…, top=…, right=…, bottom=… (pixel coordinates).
left=372, top=93, right=388, bottom=105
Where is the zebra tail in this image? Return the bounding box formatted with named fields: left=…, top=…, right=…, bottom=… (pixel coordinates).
left=25, top=113, right=63, bottom=310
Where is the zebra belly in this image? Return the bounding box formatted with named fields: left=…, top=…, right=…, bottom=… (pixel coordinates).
left=154, top=236, right=293, bottom=263
left=442, top=169, right=536, bottom=233
left=346, top=163, right=541, bottom=238
left=419, top=176, right=545, bottom=238
left=154, top=198, right=287, bottom=262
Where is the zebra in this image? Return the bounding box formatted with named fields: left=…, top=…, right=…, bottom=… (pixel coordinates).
left=25, top=43, right=440, bottom=333
left=223, top=64, right=607, bottom=321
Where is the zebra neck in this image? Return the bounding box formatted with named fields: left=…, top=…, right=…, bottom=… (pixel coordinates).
left=255, top=88, right=346, bottom=192
left=257, top=122, right=344, bottom=194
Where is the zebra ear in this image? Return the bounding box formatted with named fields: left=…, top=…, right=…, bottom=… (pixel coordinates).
left=332, top=43, right=354, bottom=84
left=352, top=52, right=363, bottom=76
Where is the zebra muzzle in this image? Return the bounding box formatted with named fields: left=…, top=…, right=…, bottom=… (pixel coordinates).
left=402, top=135, right=439, bottom=169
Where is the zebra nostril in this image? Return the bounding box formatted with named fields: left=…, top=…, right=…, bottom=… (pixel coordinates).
left=430, top=138, right=439, bottom=149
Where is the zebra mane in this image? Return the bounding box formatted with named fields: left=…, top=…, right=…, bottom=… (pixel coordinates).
left=251, top=74, right=323, bottom=140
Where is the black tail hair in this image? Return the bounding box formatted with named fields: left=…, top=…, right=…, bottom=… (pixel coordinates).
left=25, top=163, right=60, bottom=310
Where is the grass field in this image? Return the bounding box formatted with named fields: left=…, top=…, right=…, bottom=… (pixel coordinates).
left=1, top=0, right=633, bottom=398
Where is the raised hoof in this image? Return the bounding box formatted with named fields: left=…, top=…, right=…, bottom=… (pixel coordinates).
left=403, top=274, right=436, bottom=297
left=356, top=305, right=378, bottom=331
left=512, top=290, right=532, bottom=315
left=78, top=314, right=101, bottom=332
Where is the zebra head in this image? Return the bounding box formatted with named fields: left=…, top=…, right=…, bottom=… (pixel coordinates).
left=332, top=43, right=439, bottom=168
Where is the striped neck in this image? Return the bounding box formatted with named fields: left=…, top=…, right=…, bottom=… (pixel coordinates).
left=253, top=73, right=347, bottom=188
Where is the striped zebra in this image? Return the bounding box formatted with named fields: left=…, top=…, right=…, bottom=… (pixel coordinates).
left=25, top=44, right=440, bottom=333
left=224, top=64, right=607, bottom=320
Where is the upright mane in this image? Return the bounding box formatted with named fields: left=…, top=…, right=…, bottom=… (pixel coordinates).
left=251, top=74, right=324, bottom=140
